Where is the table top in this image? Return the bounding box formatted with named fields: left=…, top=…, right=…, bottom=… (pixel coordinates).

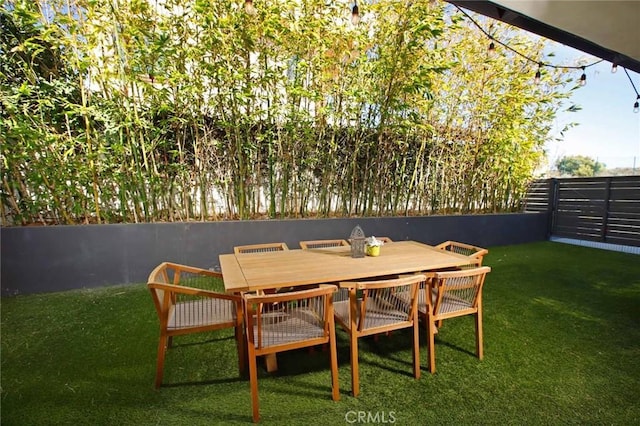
left=220, top=240, right=473, bottom=293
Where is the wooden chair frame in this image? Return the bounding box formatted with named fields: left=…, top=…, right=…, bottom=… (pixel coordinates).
left=423, top=266, right=491, bottom=373
left=299, top=239, right=349, bottom=249
left=334, top=274, right=425, bottom=397
left=435, top=240, right=488, bottom=266
left=235, top=242, right=289, bottom=294
left=234, top=242, right=289, bottom=255
left=244, top=284, right=340, bottom=422
left=147, top=262, right=244, bottom=388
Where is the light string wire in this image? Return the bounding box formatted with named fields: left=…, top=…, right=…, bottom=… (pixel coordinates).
left=454, top=4, right=640, bottom=111
left=623, top=69, right=640, bottom=112
left=453, top=5, right=603, bottom=71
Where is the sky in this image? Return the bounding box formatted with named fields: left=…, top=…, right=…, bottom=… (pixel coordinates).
left=449, top=2, right=640, bottom=174
left=543, top=42, right=640, bottom=172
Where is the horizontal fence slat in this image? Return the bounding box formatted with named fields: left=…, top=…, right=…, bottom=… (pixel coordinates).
left=607, top=229, right=640, bottom=238
left=605, top=236, right=640, bottom=247
left=555, top=224, right=603, bottom=234
left=527, top=176, right=640, bottom=247
left=523, top=180, right=551, bottom=214
left=555, top=219, right=603, bottom=229
left=609, top=201, right=640, bottom=213
left=557, top=190, right=606, bottom=199
left=610, top=188, right=640, bottom=199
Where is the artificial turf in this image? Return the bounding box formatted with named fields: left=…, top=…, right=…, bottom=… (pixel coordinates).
left=2, top=241, right=639, bottom=425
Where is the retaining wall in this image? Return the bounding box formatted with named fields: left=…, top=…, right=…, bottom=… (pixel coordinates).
left=1, top=213, right=548, bottom=296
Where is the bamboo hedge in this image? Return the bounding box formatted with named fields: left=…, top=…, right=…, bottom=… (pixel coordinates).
left=0, top=0, right=576, bottom=225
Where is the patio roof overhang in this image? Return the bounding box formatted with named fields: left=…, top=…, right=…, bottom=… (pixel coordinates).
left=446, top=0, right=640, bottom=74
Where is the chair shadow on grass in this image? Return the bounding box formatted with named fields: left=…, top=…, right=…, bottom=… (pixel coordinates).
left=160, top=329, right=477, bottom=389
left=268, top=375, right=340, bottom=399
left=171, top=406, right=250, bottom=424
left=163, top=344, right=337, bottom=388
left=433, top=338, right=476, bottom=358
left=169, top=333, right=237, bottom=348
left=159, top=334, right=245, bottom=387
left=338, top=328, right=477, bottom=376
left=330, top=329, right=421, bottom=379
left=268, top=346, right=338, bottom=376
left=161, top=376, right=245, bottom=388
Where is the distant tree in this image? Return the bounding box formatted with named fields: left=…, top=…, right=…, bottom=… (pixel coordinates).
left=556, top=155, right=606, bottom=177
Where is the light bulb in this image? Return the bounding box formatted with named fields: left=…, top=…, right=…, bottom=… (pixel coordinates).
left=351, top=2, right=360, bottom=25
left=634, top=96, right=640, bottom=113
left=534, top=64, right=542, bottom=84
left=611, top=63, right=618, bottom=73
left=488, top=41, right=495, bottom=56
left=579, top=68, right=587, bottom=86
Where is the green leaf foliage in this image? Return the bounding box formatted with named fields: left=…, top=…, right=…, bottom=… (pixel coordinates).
left=1, top=1, right=574, bottom=224
left=556, top=155, right=605, bottom=177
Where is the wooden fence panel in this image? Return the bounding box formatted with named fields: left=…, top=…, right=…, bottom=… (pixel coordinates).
left=525, top=176, right=640, bottom=247
left=523, top=180, right=552, bottom=212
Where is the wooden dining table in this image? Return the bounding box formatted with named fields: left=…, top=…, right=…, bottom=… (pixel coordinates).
left=220, top=240, right=474, bottom=373
left=220, top=240, right=473, bottom=294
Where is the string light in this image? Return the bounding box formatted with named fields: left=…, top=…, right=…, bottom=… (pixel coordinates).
left=579, top=67, right=587, bottom=86
left=351, top=1, right=360, bottom=25
left=534, top=63, right=542, bottom=84
left=452, top=4, right=640, bottom=111
left=488, top=40, right=496, bottom=56
left=625, top=69, right=640, bottom=113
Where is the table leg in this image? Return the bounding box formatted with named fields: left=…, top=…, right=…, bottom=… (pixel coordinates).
left=265, top=354, right=278, bottom=372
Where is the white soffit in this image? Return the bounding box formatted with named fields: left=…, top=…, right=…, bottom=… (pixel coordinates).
left=447, top=0, right=640, bottom=73
left=494, top=0, right=640, bottom=63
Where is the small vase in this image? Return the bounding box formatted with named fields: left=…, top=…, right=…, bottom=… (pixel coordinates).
left=366, top=245, right=380, bottom=257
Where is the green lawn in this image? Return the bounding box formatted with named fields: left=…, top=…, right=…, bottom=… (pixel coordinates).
left=2, top=241, right=639, bottom=425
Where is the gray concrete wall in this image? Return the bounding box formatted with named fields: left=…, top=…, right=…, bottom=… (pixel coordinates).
left=1, top=213, right=548, bottom=296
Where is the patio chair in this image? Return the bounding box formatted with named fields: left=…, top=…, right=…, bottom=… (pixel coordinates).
left=299, top=239, right=349, bottom=249
left=147, top=262, right=244, bottom=388
left=234, top=242, right=290, bottom=288
left=244, top=285, right=340, bottom=422
left=333, top=274, right=425, bottom=397
left=422, top=266, right=491, bottom=373
left=234, top=242, right=289, bottom=293
left=432, top=241, right=488, bottom=328
left=234, top=242, right=289, bottom=254
left=235, top=242, right=297, bottom=372
left=435, top=240, right=488, bottom=267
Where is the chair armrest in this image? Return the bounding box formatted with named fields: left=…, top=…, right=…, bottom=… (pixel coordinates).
left=351, top=274, right=427, bottom=290
left=148, top=282, right=240, bottom=301
left=432, top=266, right=491, bottom=279
left=435, top=241, right=488, bottom=259
left=163, top=262, right=224, bottom=279
left=243, top=284, right=337, bottom=304
left=434, top=241, right=452, bottom=250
